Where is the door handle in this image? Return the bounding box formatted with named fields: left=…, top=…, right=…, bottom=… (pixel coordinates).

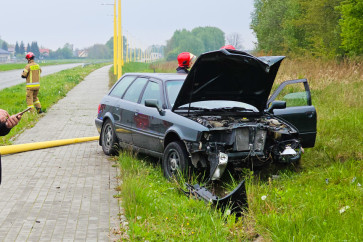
left=305, top=111, right=314, bottom=118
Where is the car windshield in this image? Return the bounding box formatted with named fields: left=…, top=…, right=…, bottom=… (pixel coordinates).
left=166, top=80, right=184, bottom=107
left=178, top=101, right=259, bottom=112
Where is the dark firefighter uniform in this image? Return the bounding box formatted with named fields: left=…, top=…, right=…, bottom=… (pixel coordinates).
left=21, top=60, right=42, bottom=110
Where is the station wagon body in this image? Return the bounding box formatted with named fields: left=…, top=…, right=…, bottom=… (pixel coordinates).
left=95, top=49, right=317, bottom=180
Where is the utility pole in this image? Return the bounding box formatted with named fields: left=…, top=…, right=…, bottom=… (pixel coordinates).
left=117, top=0, right=122, bottom=78
left=113, top=0, right=117, bottom=75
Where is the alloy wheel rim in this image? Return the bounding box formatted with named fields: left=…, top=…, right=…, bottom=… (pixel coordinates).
left=105, top=125, right=113, bottom=148
left=168, top=149, right=180, bottom=172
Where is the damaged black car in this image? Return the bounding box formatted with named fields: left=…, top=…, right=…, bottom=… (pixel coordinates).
left=95, top=49, right=317, bottom=210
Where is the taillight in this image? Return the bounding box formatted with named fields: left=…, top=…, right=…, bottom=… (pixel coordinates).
left=97, top=104, right=105, bottom=117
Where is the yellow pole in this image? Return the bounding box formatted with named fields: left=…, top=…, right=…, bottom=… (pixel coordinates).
left=117, top=0, right=122, bottom=78
left=113, top=0, right=117, bottom=75
left=126, top=41, right=129, bottom=63
left=129, top=42, right=132, bottom=62
left=0, top=136, right=99, bottom=155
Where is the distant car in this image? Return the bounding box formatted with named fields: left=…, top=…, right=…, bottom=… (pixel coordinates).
left=95, top=49, right=317, bottom=181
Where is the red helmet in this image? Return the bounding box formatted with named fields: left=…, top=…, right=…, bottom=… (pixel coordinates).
left=25, top=52, right=35, bottom=60
left=220, top=45, right=236, bottom=50
left=177, top=52, right=196, bottom=68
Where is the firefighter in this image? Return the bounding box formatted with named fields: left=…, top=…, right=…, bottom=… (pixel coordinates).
left=176, top=52, right=196, bottom=74
left=0, top=109, right=21, bottom=184
left=220, top=45, right=236, bottom=50
left=21, top=52, right=43, bottom=113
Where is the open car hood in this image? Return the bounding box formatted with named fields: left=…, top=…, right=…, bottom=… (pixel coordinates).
left=172, top=49, right=285, bottom=112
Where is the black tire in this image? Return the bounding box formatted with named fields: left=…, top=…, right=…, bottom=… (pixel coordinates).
left=162, top=141, right=190, bottom=179
left=101, top=119, right=119, bottom=156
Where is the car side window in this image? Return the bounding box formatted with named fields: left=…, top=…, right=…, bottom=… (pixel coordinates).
left=109, top=76, right=136, bottom=98
left=268, top=79, right=313, bottom=108
left=273, top=82, right=308, bottom=107
left=140, top=81, right=161, bottom=105
left=123, top=77, right=148, bottom=103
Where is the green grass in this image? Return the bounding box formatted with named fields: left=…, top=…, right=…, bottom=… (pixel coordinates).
left=114, top=60, right=362, bottom=240
left=118, top=152, right=252, bottom=241
left=0, top=59, right=87, bottom=72
left=109, top=62, right=153, bottom=87
left=0, top=63, right=109, bottom=145
left=248, top=162, right=362, bottom=241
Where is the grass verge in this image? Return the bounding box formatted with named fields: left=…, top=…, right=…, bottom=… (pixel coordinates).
left=108, top=62, right=152, bottom=88
left=118, top=152, right=255, bottom=241
left=0, top=63, right=109, bottom=145
left=0, top=59, right=88, bottom=72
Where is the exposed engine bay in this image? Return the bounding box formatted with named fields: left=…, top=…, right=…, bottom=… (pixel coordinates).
left=184, top=115, right=302, bottom=180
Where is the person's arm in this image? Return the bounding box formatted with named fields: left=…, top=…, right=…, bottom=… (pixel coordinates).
left=0, top=110, right=21, bottom=136
left=21, top=65, right=30, bottom=78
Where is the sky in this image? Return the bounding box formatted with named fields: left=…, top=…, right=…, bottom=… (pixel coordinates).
left=0, top=0, right=257, bottom=51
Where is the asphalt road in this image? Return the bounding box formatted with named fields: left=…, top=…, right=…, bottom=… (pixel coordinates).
left=0, top=63, right=83, bottom=90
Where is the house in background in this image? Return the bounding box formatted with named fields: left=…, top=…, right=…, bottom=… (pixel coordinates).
left=78, top=49, right=88, bottom=58
left=40, top=48, right=50, bottom=58
left=0, top=48, right=10, bottom=63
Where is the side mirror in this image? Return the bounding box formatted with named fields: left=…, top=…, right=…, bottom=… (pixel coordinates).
left=145, top=99, right=164, bottom=114
left=267, top=101, right=286, bottom=113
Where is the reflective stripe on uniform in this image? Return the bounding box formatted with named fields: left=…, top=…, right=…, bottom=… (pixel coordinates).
left=30, top=65, right=40, bottom=71
left=27, top=105, right=35, bottom=108
left=34, top=100, right=41, bottom=104
left=23, top=69, right=28, bottom=73
left=26, top=83, right=40, bottom=87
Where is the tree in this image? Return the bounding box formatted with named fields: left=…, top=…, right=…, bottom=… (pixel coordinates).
left=165, top=26, right=225, bottom=60
left=26, top=43, right=31, bottom=53
left=251, top=0, right=346, bottom=57
left=192, top=26, right=225, bottom=51
left=339, top=0, right=363, bottom=55
left=31, top=42, right=40, bottom=58
left=88, top=44, right=111, bottom=59
left=226, top=33, right=244, bottom=49
left=19, top=41, right=25, bottom=55
left=15, top=42, right=19, bottom=55
left=1, top=42, right=8, bottom=51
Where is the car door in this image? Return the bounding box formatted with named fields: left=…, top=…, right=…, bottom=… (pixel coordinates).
left=107, top=75, right=136, bottom=144
left=118, top=76, right=149, bottom=144
left=131, top=79, right=166, bottom=153
left=267, top=79, right=317, bottom=148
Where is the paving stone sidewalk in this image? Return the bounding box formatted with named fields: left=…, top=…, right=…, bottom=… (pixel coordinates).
left=0, top=65, right=121, bottom=241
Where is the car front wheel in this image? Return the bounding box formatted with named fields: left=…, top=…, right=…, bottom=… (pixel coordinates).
left=101, top=119, right=119, bottom=156
left=162, top=141, right=190, bottom=179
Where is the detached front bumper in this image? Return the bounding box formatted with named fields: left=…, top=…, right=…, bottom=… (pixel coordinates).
left=185, top=179, right=248, bottom=216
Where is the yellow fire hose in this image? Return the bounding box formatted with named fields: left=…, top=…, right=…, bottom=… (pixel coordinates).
left=0, top=136, right=99, bottom=155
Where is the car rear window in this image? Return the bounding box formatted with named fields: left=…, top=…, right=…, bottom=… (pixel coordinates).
left=109, top=75, right=136, bottom=98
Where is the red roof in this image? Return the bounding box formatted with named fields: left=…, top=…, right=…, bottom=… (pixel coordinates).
left=39, top=49, right=50, bottom=54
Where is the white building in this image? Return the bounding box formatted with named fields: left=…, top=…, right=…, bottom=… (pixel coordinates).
left=0, top=49, right=10, bottom=63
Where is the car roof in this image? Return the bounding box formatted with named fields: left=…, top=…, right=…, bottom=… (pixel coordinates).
left=123, top=73, right=186, bottom=82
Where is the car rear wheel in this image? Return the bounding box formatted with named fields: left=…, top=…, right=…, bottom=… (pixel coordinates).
left=101, top=119, right=119, bottom=156
left=162, top=141, right=190, bottom=179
